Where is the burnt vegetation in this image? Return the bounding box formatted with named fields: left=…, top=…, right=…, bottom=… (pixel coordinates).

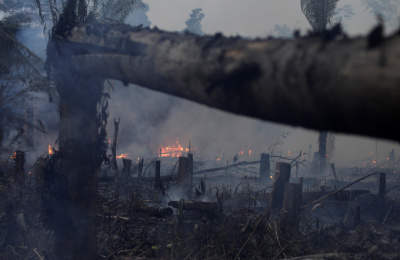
left=1, top=0, right=400, bottom=259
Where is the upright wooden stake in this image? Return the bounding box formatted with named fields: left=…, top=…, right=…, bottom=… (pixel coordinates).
left=111, top=118, right=120, bottom=199
left=138, top=158, right=143, bottom=178
left=331, top=163, right=338, bottom=186
left=178, top=157, right=192, bottom=195
left=154, top=160, right=161, bottom=189
left=122, top=158, right=132, bottom=179
left=281, top=182, right=303, bottom=232
left=259, top=153, right=270, bottom=181
left=379, top=172, right=386, bottom=199
left=270, top=162, right=291, bottom=210
left=312, top=152, right=320, bottom=174
left=378, top=172, right=386, bottom=222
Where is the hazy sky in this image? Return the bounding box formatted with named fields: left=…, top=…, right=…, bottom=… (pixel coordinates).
left=145, top=0, right=387, bottom=37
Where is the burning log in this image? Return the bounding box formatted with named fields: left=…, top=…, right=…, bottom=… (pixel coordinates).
left=270, top=162, right=291, bottom=211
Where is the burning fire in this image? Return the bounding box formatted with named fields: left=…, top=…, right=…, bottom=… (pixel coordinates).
left=48, top=145, right=53, bottom=155
left=159, top=138, right=190, bottom=157
left=10, top=152, right=16, bottom=159
left=116, top=153, right=129, bottom=159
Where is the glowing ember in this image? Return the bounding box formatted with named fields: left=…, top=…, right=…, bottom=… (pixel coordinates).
left=48, top=145, right=53, bottom=155
left=116, top=153, right=129, bottom=159
left=10, top=152, right=16, bottom=159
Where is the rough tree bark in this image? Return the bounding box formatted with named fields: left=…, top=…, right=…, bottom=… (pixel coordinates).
left=65, top=24, right=400, bottom=141
left=50, top=48, right=104, bottom=259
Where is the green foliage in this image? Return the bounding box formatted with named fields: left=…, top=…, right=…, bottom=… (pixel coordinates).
left=301, top=0, right=339, bottom=32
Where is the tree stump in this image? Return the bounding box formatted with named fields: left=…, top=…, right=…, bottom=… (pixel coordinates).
left=270, top=162, right=291, bottom=210
left=379, top=172, right=386, bottom=199
left=154, top=160, right=161, bottom=190
left=281, top=182, right=303, bottom=232
left=178, top=156, right=193, bottom=195
left=259, top=153, right=270, bottom=181
left=137, top=158, right=143, bottom=178
left=122, top=158, right=132, bottom=179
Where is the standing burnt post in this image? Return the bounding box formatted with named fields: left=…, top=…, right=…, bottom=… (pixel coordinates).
left=13, top=150, right=25, bottom=183
left=111, top=118, right=120, bottom=199
left=270, top=162, right=291, bottom=210
left=281, top=181, right=303, bottom=232
left=378, top=172, right=386, bottom=221
left=379, top=172, right=386, bottom=199
left=137, top=158, right=143, bottom=178
left=178, top=156, right=193, bottom=195
left=154, top=160, right=162, bottom=190
left=122, top=158, right=132, bottom=180
left=122, top=158, right=132, bottom=194
left=259, top=153, right=270, bottom=181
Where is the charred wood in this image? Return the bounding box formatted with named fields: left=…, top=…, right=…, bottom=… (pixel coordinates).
left=66, top=24, right=400, bottom=141
left=270, top=162, right=291, bottom=211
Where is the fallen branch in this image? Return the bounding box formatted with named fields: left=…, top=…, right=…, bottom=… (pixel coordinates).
left=302, top=171, right=378, bottom=210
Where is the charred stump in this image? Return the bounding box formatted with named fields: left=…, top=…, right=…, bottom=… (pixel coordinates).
left=259, top=153, right=270, bottom=181
left=270, top=162, right=291, bottom=211
left=281, top=182, right=303, bottom=233
left=122, top=158, right=132, bottom=179
left=177, top=156, right=193, bottom=195
left=137, top=158, right=143, bottom=178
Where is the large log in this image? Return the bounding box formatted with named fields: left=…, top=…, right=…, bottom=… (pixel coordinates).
left=65, top=24, right=400, bottom=141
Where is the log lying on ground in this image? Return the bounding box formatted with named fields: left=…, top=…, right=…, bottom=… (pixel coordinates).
left=65, top=24, right=400, bottom=140
left=135, top=206, right=173, bottom=217
left=168, top=200, right=219, bottom=215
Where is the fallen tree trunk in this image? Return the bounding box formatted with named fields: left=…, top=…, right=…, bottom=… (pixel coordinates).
left=65, top=24, right=400, bottom=140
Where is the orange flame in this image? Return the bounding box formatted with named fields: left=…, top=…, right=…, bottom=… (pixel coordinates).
left=116, top=153, right=129, bottom=159
left=48, top=145, right=53, bottom=155
left=10, top=152, right=16, bottom=159
left=160, top=138, right=190, bottom=157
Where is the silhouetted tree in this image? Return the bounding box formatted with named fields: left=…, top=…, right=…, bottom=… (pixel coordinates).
left=182, top=8, right=205, bottom=35
left=301, top=0, right=339, bottom=173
